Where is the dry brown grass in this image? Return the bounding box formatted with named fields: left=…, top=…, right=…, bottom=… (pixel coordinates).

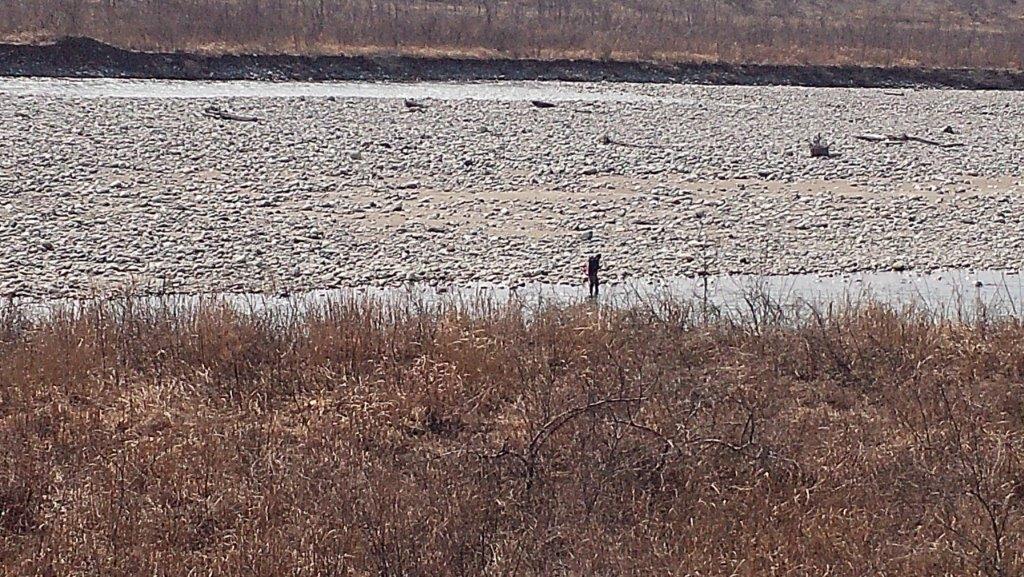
left=1, top=293, right=1023, bottom=575
left=3, top=0, right=1024, bottom=68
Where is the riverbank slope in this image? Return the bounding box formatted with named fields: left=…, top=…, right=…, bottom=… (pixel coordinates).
left=4, top=37, right=1024, bottom=89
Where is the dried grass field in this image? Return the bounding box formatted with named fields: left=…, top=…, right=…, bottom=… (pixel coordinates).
left=1, top=293, right=1022, bottom=575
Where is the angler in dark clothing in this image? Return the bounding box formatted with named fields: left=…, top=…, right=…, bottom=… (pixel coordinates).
left=586, top=254, right=602, bottom=297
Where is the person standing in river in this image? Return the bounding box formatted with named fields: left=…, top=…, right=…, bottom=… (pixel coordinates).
left=585, top=254, right=602, bottom=298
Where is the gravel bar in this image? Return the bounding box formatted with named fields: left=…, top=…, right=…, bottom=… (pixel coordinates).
left=2, top=81, right=1024, bottom=298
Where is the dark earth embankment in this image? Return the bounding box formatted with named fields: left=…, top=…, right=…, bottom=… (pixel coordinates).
left=4, top=37, right=1024, bottom=88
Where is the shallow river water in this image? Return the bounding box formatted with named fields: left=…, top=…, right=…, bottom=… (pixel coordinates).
left=303, top=269, right=1024, bottom=315
left=18, top=269, right=1024, bottom=319
left=0, top=76, right=691, bottom=102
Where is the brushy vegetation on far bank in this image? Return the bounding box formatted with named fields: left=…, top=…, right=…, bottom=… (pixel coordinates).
left=4, top=0, right=1024, bottom=69
left=1, top=293, right=1023, bottom=575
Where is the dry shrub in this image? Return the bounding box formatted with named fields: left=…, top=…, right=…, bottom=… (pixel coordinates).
left=0, top=294, right=1022, bottom=575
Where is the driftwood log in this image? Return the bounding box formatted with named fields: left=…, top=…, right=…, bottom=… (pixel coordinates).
left=404, top=98, right=428, bottom=111
left=853, top=132, right=962, bottom=148
left=202, top=105, right=259, bottom=122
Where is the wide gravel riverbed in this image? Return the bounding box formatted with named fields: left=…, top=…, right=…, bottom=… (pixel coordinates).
left=2, top=79, right=1023, bottom=298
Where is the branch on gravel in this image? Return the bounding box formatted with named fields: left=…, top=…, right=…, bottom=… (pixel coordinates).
left=853, top=132, right=962, bottom=148
left=202, top=105, right=259, bottom=122
left=598, top=133, right=678, bottom=150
